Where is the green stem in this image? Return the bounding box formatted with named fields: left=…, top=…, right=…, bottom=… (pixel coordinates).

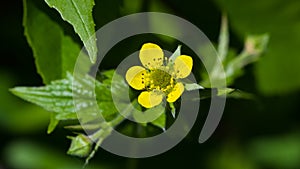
left=84, top=100, right=137, bottom=166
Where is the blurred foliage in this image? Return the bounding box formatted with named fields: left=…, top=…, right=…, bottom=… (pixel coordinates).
left=248, top=133, right=300, bottom=169
left=208, top=141, right=257, bottom=169
left=0, top=72, right=50, bottom=133
left=208, top=133, right=300, bottom=169
left=214, top=0, right=300, bottom=95
left=4, top=140, right=111, bottom=169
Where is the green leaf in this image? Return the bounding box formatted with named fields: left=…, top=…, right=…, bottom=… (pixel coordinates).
left=98, top=102, right=118, bottom=121
left=23, top=0, right=90, bottom=84
left=98, top=70, right=131, bottom=102
left=120, top=0, right=143, bottom=15
left=188, top=88, right=253, bottom=100
left=208, top=142, right=256, bottom=169
left=45, top=0, right=98, bottom=63
left=217, top=88, right=235, bottom=96
left=249, top=134, right=300, bottom=168
left=5, top=141, right=106, bottom=169
left=169, top=45, right=181, bottom=62
left=56, top=113, right=78, bottom=121
left=10, top=69, right=133, bottom=162
left=218, top=14, right=229, bottom=62
left=169, top=102, right=176, bottom=118
left=132, top=104, right=165, bottom=124
left=10, top=73, right=105, bottom=121
left=11, top=74, right=76, bottom=117
left=0, top=72, right=50, bottom=134
left=203, top=33, right=268, bottom=87
left=11, top=70, right=127, bottom=133
left=67, top=134, right=93, bottom=157
left=225, top=34, right=269, bottom=85
left=99, top=69, right=115, bottom=83
left=184, top=83, right=204, bottom=91
left=65, top=123, right=101, bottom=131
left=201, top=13, right=268, bottom=88
left=217, top=88, right=254, bottom=99
left=61, top=36, right=91, bottom=77
left=47, top=113, right=59, bottom=134
left=23, top=0, right=62, bottom=84
left=151, top=111, right=166, bottom=131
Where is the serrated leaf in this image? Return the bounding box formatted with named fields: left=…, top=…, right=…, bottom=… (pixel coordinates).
left=56, top=112, right=78, bottom=120
left=23, top=0, right=91, bottom=84
left=184, top=83, right=204, bottom=91
left=45, top=0, right=98, bottom=63
left=67, top=134, right=92, bottom=157
left=11, top=70, right=128, bottom=124
left=11, top=73, right=107, bottom=121
left=23, top=0, right=62, bottom=84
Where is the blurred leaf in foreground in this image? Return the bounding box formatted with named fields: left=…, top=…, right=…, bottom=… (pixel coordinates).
left=248, top=133, right=300, bottom=169
left=208, top=141, right=257, bottom=169
left=201, top=14, right=269, bottom=88
left=225, top=34, right=269, bottom=85
left=0, top=72, right=49, bottom=134
left=4, top=141, right=110, bottom=169
left=214, top=0, right=300, bottom=94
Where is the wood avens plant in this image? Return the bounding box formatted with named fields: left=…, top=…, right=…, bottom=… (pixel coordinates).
left=12, top=0, right=268, bottom=166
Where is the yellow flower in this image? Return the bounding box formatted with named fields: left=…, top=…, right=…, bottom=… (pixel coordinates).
left=126, top=43, right=193, bottom=108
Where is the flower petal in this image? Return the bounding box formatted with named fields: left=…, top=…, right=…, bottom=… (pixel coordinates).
left=126, top=66, right=147, bottom=90
left=167, top=82, right=184, bottom=103
left=139, top=43, right=164, bottom=69
left=173, top=55, right=193, bottom=78
left=138, top=91, right=163, bottom=108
